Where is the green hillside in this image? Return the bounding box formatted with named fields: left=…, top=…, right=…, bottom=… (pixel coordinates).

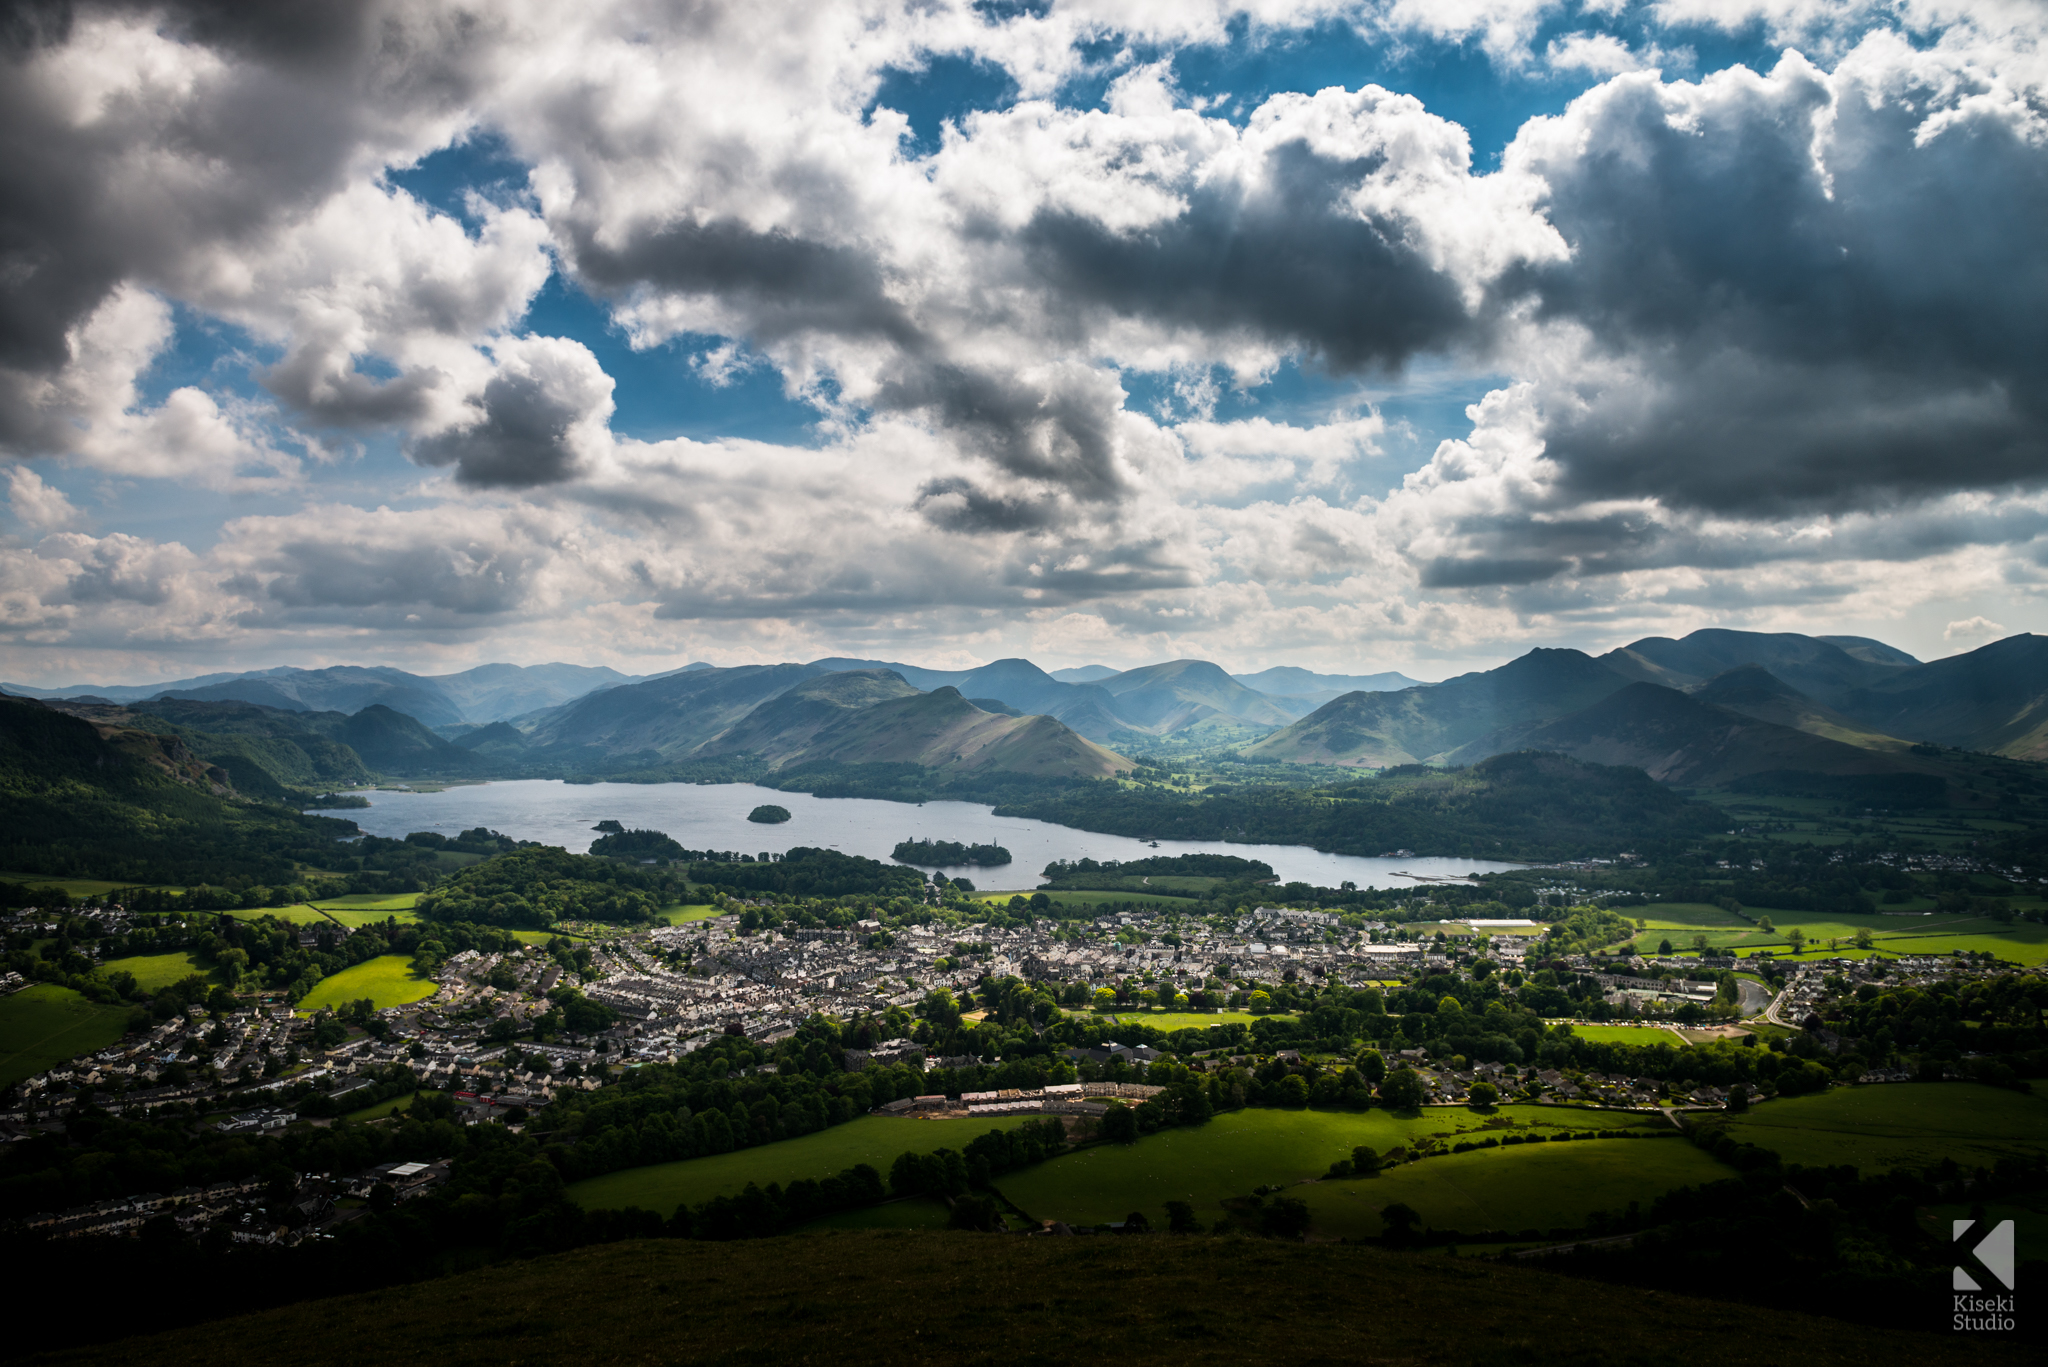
left=26, top=1233, right=2018, bottom=1367
left=699, top=668, right=921, bottom=764
left=1245, top=648, right=1627, bottom=765
left=791, top=687, right=1131, bottom=778
left=0, top=696, right=359, bottom=883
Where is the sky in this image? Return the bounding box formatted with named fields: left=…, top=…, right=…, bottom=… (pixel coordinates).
left=1, top=0, right=2045, bottom=687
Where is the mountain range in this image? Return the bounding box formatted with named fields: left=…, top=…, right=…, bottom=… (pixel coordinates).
left=1247, top=630, right=2048, bottom=798
left=6, top=629, right=2043, bottom=801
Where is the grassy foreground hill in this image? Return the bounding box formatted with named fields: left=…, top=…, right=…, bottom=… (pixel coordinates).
left=27, top=1232, right=2020, bottom=1367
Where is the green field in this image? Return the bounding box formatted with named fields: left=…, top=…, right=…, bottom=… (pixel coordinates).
left=1558, top=1023, right=1689, bottom=1047
left=656, top=904, right=722, bottom=925
left=0, top=984, right=131, bottom=1085
left=567, top=1114, right=1042, bottom=1214
left=100, top=951, right=210, bottom=990
left=297, top=956, right=437, bottom=1014
left=1302, top=1134, right=1730, bottom=1238
left=340, top=1091, right=420, bottom=1123
left=1700, top=1082, right=2048, bottom=1172
left=997, top=1106, right=1667, bottom=1233
left=0, top=871, right=160, bottom=899
left=1623, top=904, right=2047, bottom=965
left=1093, top=1010, right=1271, bottom=1032
left=316, top=894, right=421, bottom=911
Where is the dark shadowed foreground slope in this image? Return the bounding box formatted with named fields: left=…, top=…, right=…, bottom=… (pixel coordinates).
left=28, top=1233, right=2017, bottom=1367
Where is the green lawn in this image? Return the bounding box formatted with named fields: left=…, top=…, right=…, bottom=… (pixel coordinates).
left=1092, top=1010, right=1272, bottom=1032
left=1558, top=1023, right=1689, bottom=1047
left=100, top=951, right=210, bottom=990
left=997, top=1106, right=1666, bottom=1232
left=656, top=904, right=722, bottom=925
left=1700, top=1082, right=2048, bottom=1172
left=341, top=1091, right=419, bottom=1123
left=297, top=956, right=437, bottom=1014
left=1302, top=1134, right=1730, bottom=1238
left=316, top=894, right=421, bottom=911
left=0, top=984, right=131, bottom=1085
left=567, top=1114, right=1042, bottom=1214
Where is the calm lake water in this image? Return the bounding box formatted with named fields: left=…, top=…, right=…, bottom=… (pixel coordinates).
left=320, top=780, right=1518, bottom=892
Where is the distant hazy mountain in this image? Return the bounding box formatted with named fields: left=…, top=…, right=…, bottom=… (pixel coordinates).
left=1829, top=633, right=2048, bottom=760
left=1094, top=659, right=1300, bottom=730
left=804, top=656, right=1136, bottom=739
left=1246, top=648, right=1628, bottom=765
left=697, top=670, right=922, bottom=765
left=1598, top=629, right=1917, bottom=703
left=51, top=695, right=481, bottom=784
left=524, top=663, right=824, bottom=759
left=1689, top=665, right=1912, bottom=751
left=782, top=687, right=1130, bottom=778
left=1247, top=629, right=2048, bottom=776
left=5, top=661, right=640, bottom=727
left=1442, top=681, right=1946, bottom=787
left=1230, top=666, right=1427, bottom=697
left=1048, top=665, right=1123, bottom=683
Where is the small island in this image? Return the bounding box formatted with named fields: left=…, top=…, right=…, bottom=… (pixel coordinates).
left=892, top=837, right=1013, bottom=866
left=747, top=804, right=792, bottom=824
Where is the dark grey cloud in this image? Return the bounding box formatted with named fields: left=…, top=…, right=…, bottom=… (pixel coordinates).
left=1519, top=60, right=2048, bottom=517
left=409, top=368, right=586, bottom=488
left=914, top=476, right=1061, bottom=532
left=1012, top=138, right=1479, bottom=373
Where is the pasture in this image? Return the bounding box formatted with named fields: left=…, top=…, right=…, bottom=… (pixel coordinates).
left=1301, top=1134, right=1730, bottom=1238
left=1094, top=1010, right=1270, bottom=1032
left=297, top=956, right=437, bottom=1014
left=1701, top=1082, right=2048, bottom=1172
left=656, top=904, right=723, bottom=925
left=996, top=1106, right=1665, bottom=1232
left=0, top=984, right=131, bottom=1086
left=101, top=951, right=210, bottom=990
left=0, top=871, right=156, bottom=899
left=1557, top=1023, right=1689, bottom=1047
left=1623, top=905, right=2046, bottom=965
left=566, top=1113, right=1042, bottom=1214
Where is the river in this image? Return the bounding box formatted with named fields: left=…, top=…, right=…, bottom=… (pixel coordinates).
left=316, top=779, right=1519, bottom=891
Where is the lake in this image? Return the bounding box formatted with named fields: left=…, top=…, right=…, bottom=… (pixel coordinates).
left=320, top=780, right=1518, bottom=891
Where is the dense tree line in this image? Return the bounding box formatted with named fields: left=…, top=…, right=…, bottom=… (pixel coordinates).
left=999, top=753, right=1728, bottom=862
left=416, top=847, right=682, bottom=928
left=686, top=847, right=928, bottom=901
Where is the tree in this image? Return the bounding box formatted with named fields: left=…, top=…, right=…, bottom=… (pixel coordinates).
left=1853, top=927, right=1875, bottom=950
left=1121, top=1210, right=1151, bottom=1233
left=1467, top=1081, right=1498, bottom=1109
left=1356, top=1048, right=1386, bottom=1084
left=1379, top=1201, right=1421, bottom=1243
left=1351, top=1145, right=1380, bottom=1176
left=1786, top=928, right=1807, bottom=956
left=1247, top=990, right=1273, bottom=1014
left=1691, top=933, right=1709, bottom=953
left=1258, top=1197, right=1310, bottom=1239
left=1164, top=1199, right=1199, bottom=1233
left=1100, top=1101, right=1139, bottom=1144
left=948, top=1194, right=999, bottom=1231
left=1657, top=938, right=1674, bottom=955
left=1377, top=1068, right=1425, bottom=1110
left=1726, top=1082, right=1750, bottom=1113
